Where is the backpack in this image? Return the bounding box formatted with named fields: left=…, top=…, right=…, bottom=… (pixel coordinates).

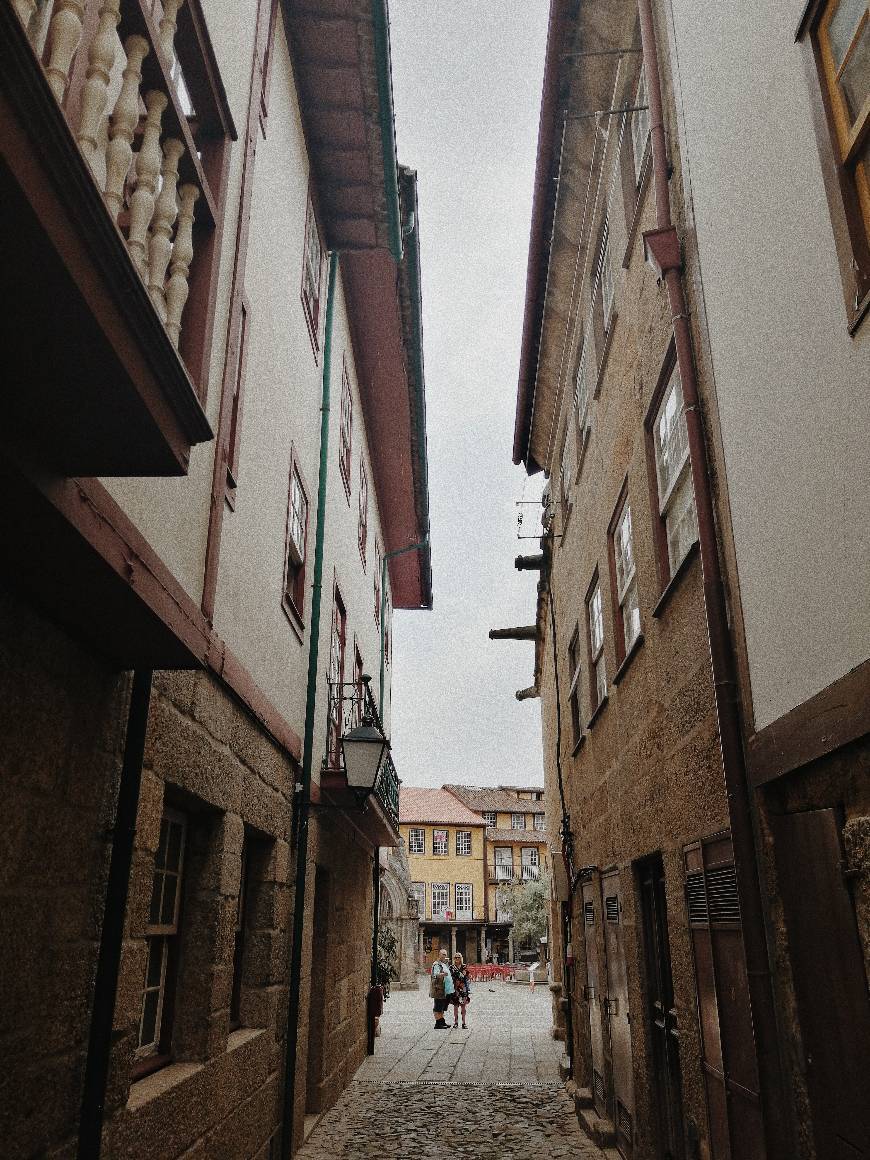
left=429, top=963, right=446, bottom=999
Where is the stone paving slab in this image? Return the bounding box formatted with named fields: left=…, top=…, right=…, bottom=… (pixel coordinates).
left=297, top=979, right=602, bottom=1159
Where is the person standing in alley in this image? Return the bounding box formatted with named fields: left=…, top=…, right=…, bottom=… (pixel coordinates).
left=430, top=948, right=454, bottom=1029
left=450, top=952, right=471, bottom=1029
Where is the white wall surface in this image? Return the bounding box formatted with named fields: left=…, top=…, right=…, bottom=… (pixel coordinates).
left=212, top=9, right=392, bottom=749
left=101, top=0, right=260, bottom=603
left=667, top=0, right=870, bottom=730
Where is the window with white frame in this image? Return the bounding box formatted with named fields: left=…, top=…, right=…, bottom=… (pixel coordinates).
left=521, top=847, right=540, bottom=880
left=534, top=813, right=546, bottom=831
left=431, top=882, right=449, bottom=919
left=598, top=219, right=615, bottom=332
left=494, top=847, right=514, bottom=881
left=568, top=626, right=583, bottom=747
left=411, top=881, right=426, bottom=917
left=301, top=194, right=323, bottom=343
left=455, top=883, right=472, bottom=919
left=573, top=338, right=591, bottom=438
left=456, top=830, right=472, bottom=856
left=408, top=828, right=425, bottom=855
left=137, top=808, right=186, bottom=1070
left=588, top=578, right=607, bottom=710
left=560, top=422, right=573, bottom=505
left=339, top=363, right=352, bottom=494
left=482, top=811, right=497, bottom=827
left=653, top=364, right=698, bottom=576
left=433, top=829, right=448, bottom=856
left=511, top=812, right=526, bottom=830
left=358, top=457, right=368, bottom=567
left=613, top=502, right=641, bottom=655
left=631, top=63, right=650, bottom=179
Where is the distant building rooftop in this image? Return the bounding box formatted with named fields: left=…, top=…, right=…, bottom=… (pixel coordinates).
left=444, top=784, right=546, bottom=814
left=399, top=787, right=485, bottom=826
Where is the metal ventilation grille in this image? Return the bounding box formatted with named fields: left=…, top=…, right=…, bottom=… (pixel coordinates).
left=584, top=900, right=595, bottom=925
left=685, top=869, right=708, bottom=925
left=605, top=895, right=619, bottom=923
left=617, top=1099, right=634, bottom=1154
left=707, top=864, right=740, bottom=924
left=593, top=1069, right=607, bottom=1110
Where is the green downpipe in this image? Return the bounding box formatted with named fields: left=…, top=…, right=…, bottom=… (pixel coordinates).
left=372, top=0, right=403, bottom=263
left=379, top=535, right=429, bottom=715
left=282, top=250, right=339, bottom=1156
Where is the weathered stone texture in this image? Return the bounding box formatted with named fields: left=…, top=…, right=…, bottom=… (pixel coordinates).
left=0, top=588, right=129, bottom=1159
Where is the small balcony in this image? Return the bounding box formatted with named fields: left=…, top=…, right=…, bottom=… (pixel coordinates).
left=487, top=863, right=540, bottom=884
left=317, top=678, right=401, bottom=848
left=1, top=0, right=233, bottom=476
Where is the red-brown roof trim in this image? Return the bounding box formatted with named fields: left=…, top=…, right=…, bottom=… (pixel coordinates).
left=512, top=0, right=572, bottom=472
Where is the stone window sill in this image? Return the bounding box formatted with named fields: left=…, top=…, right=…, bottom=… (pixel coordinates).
left=652, top=540, right=700, bottom=619
left=571, top=733, right=586, bottom=758
left=586, top=694, right=609, bottom=732
left=128, top=1028, right=266, bottom=1112
left=593, top=314, right=618, bottom=400
left=613, top=632, right=645, bottom=686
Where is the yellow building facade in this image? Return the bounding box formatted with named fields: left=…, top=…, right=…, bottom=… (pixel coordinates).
left=445, top=785, right=550, bottom=963
left=399, top=788, right=487, bottom=967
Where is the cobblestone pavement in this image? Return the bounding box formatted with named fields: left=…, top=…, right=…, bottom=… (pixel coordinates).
left=297, top=979, right=602, bottom=1159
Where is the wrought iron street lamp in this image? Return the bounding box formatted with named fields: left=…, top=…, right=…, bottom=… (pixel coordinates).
left=341, top=677, right=390, bottom=804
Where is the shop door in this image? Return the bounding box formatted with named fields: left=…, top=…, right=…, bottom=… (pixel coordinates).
left=581, top=879, right=609, bottom=1118
left=685, top=833, right=763, bottom=1160
left=770, top=808, right=870, bottom=1160
left=639, top=854, right=684, bottom=1160
left=601, top=869, right=635, bottom=1158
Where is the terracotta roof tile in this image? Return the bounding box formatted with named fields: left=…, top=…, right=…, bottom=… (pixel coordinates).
left=444, top=784, right=546, bottom=815
left=399, top=787, right=485, bottom=826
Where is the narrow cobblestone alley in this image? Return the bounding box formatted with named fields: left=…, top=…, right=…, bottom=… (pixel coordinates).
left=297, top=981, right=602, bottom=1159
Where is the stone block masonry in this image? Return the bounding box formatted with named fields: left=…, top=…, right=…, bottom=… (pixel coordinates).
left=0, top=589, right=130, bottom=1159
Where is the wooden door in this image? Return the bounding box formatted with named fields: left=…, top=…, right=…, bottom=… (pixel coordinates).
left=582, top=879, right=609, bottom=1117
left=602, top=869, right=635, bottom=1158
left=685, top=832, right=763, bottom=1160
left=640, top=854, right=685, bottom=1160
left=770, top=808, right=870, bottom=1159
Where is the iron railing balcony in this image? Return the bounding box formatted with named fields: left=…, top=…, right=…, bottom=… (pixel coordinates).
left=487, top=863, right=541, bottom=883
left=322, top=677, right=400, bottom=835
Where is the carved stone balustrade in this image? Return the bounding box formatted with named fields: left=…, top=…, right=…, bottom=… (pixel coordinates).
left=10, top=0, right=220, bottom=356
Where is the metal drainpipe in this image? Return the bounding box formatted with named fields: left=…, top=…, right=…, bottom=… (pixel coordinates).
left=78, top=669, right=153, bottom=1160
left=281, top=250, right=339, bottom=1157
left=378, top=536, right=429, bottom=715
left=635, top=3, right=788, bottom=1154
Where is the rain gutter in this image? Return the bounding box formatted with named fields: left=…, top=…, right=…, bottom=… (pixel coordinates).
left=636, top=2, right=788, bottom=1154
left=513, top=0, right=572, bottom=470
left=397, top=170, right=433, bottom=612
left=281, top=250, right=339, bottom=1156
left=372, top=0, right=403, bottom=263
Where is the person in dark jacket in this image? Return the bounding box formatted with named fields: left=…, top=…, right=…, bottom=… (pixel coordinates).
left=449, top=952, right=471, bottom=1029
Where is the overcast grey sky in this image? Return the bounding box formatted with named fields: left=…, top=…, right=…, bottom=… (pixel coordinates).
left=388, top=3, right=550, bottom=789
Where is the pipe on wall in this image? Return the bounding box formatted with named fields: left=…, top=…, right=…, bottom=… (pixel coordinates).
left=77, top=669, right=153, bottom=1160
left=281, top=250, right=339, bottom=1156
left=635, top=2, right=787, bottom=1154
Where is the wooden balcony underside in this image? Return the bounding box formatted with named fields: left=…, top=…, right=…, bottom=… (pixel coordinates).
left=0, top=5, right=212, bottom=477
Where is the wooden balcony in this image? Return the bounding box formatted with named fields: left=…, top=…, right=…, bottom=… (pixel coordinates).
left=1, top=0, right=234, bottom=476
